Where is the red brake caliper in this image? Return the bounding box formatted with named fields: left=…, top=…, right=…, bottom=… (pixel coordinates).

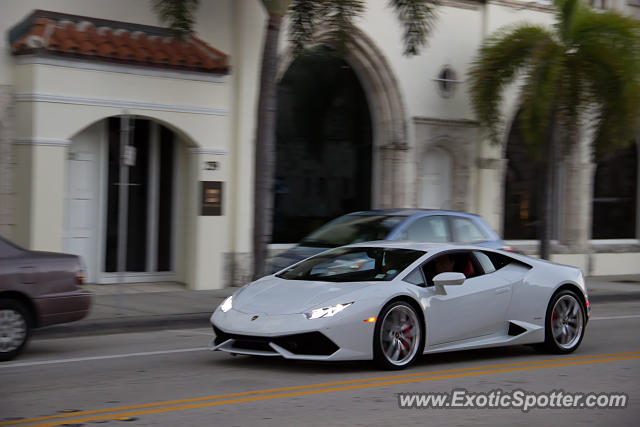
left=401, top=324, right=411, bottom=350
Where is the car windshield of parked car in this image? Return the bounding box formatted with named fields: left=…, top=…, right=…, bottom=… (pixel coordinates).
left=299, top=215, right=404, bottom=248
left=277, top=247, right=425, bottom=282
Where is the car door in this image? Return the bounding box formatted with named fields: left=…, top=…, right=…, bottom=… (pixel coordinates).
left=424, top=251, right=512, bottom=346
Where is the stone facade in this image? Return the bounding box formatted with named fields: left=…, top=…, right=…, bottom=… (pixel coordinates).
left=412, top=117, right=479, bottom=212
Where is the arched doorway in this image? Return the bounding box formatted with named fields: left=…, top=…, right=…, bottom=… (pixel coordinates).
left=64, top=116, right=181, bottom=283
left=592, top=143, right=638, bottom=239
left=273, top=46, right=373, bottom=243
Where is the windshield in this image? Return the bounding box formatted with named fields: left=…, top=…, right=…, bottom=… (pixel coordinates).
left=277, top=247, right=426, bottom=282
left=300, top=215, right=404, bottom=248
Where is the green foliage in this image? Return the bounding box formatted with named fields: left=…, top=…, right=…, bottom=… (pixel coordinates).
left=153, top=0, right=199, bottom=40
left=289, top=0, right=436, bottom=57
left=470, top=0, right=640, bottom=161
left=469, top=26, right=557, bottom=150
left=388, top=0, right=438, bottom=56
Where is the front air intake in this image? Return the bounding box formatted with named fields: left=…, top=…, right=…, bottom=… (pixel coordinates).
left=212, top=325, right=339, bottom=356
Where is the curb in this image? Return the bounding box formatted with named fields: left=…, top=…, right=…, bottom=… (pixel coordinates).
left=589, top=293, right=640, bottom=304
left=33, top=313, right=212, bottom=339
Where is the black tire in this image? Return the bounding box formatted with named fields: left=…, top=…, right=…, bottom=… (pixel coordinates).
left=373, top=301, right=424, bottom=370
left=0, top=299, right=31, bottom=362
left=539, top=290, right=586, bottom=354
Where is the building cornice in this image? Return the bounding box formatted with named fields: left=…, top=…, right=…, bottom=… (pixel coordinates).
left=16, top=55, right=226, bottom=83
left=439, top=0, right=482, bottom=11
left=488, top=0, right=554, bottom=13
left=14, top=93, right=228, bottom=116
left=15, top=138, right=70, bottom=146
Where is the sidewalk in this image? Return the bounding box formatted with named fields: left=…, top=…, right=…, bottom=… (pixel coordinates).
left=34, top=276, right=640, bottom=339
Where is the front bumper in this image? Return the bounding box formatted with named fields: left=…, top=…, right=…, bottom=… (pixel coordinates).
left=210, top=327, right=340, bottom=360
left=209, top=304, right=377, bottom=361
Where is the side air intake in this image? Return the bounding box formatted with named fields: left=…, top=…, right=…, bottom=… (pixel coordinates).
left=508, top=322, right=527, bottom=336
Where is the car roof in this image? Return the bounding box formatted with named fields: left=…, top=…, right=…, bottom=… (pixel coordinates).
left=348, top=209, right=481, bottom=218
left=344, top=240, right=488, bottom=252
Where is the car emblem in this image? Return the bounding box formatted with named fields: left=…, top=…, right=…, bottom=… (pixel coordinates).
left=251, top=315, right=259, bottom=321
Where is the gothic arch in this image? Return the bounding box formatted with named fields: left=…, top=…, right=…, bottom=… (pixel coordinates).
left=278, top=27, right=408, bottom=208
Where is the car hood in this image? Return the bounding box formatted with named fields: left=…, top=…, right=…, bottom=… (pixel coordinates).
left=232, top=276, right=375, bottom=315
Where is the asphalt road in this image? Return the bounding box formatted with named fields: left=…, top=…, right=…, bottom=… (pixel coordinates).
left=2, top=301, right=639, bottom=426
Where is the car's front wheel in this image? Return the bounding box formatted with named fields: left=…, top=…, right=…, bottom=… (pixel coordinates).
left=541, top=290, right=586, bottom=354
left=374, top=301, right=423, bottom=370
left=0, top=299, right=31, bottom=362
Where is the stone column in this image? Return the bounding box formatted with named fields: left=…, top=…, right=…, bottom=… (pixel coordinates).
left=477, top=157, right=508, bottom=235
left=0, top=86, right=15, bottom=238
left=391, top=141, right=410, bottom=208
left=378, top=144, right=395, bottom=209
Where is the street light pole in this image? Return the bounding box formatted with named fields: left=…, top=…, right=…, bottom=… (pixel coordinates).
left=116, top=113, right=131, bottom=314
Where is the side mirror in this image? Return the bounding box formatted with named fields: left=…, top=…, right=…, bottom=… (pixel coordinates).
left=433, top=272, right=466, bottom=286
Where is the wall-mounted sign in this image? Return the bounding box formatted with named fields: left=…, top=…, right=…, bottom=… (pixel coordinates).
left=204, top=161, right=219, bottom=171
left=201, top=181, right=223, bottom=216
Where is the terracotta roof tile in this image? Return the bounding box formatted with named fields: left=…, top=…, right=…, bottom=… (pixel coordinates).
left=10, top=10, right=229, bottom=74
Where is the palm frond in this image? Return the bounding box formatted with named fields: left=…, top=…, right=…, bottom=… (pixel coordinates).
left=289, top=0, right=321, bottom=56
left=553, top=0, right=579, bottom=42
left=153, top=0, right=199, bottom=40
left=572, top=9, right=640, bottom=157
left=314, top=0, right=366, bottom=55
left=469, top=25, right=557, bottom=145
left=518, top=39, right=563, bottom=159
left=388, top=0, right=439, bottom=56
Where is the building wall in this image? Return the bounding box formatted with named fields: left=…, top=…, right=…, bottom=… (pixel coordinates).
left=1, top=0, right=639, bottom=288
left=0, top=0, right=250, bottom=289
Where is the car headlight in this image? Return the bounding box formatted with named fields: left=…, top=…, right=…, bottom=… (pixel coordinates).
left=220, top=296, right=233, bottom=313
left=304, top=302, right=353, bottom=320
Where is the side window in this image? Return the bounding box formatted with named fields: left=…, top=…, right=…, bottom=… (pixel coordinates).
left=421, top=251, right=481, bottom=286
left=485, top=251, right=518, bottom=271
left=398, top=216, right=450, bottom=242
left=403, top=268, right=426, bottom=287
left=451, top=217, right=489, bottom=243
left=473, top=251, right=496, bottom=274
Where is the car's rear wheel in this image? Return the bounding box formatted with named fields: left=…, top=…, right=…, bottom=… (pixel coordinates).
left=0, top=299, right=31, bottom=362
left=540, top=290, right=585, bottom=354
left=374, top=301, right=423, bottom=370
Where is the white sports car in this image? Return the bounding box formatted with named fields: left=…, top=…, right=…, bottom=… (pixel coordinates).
left=210, top=242, right=590, bottom=369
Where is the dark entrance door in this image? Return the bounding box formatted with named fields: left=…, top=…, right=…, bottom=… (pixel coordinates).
left=104, top=117, right=175, bottom=273
left=273, top=47, right=373, bottom=243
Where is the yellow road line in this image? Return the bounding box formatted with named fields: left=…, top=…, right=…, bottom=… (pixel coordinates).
left=3, top=351, right=638, bottom=426
left=20, top=354, right=640, bottom=427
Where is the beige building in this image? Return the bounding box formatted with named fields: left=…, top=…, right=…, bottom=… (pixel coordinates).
left=1, top=0, right=639, bottom=289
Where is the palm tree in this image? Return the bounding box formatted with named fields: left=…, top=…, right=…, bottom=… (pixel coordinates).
left=469, top=0, right=640, bottom=260
left=156, top=0, right=439, bottom=278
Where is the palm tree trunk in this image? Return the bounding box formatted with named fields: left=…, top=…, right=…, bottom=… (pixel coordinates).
left=539, top=113, right=557, bottom=260
left=253, top=12, right=283, bottom=279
